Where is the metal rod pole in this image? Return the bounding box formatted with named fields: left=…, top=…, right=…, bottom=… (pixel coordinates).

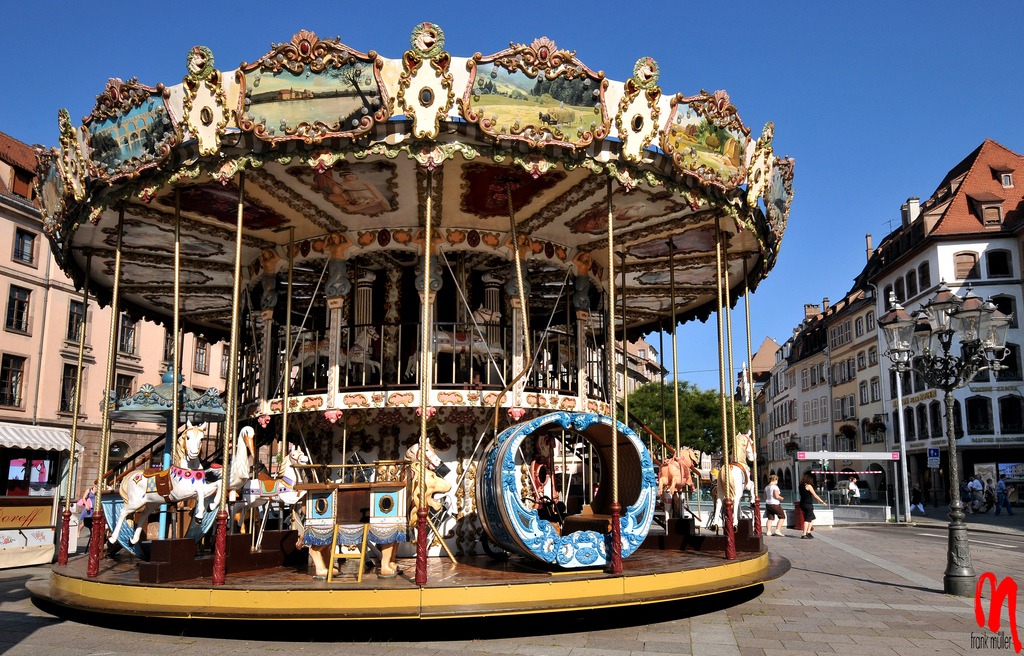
left=88, top=208, right=124, bottom=577
left=282, top=227, right=295, bottom=466
left=943, top=388, right=975, bottom=595
left=742, top=256, right=761, bottom=536
left=416, top=168, right=434, bottom=587
left=214, top=173, right=246, bottom=585
left=605, top=178, right=621, bottom=574
left=58, top=253, right=91, bottom=566
left=715, top=217, right=735, bottom=559
left=669, top=241, right=681, bottom=453
left=894, top=370, right=909, bottom=523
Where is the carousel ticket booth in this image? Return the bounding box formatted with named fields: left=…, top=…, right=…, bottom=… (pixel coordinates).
left=0, top=422, right=81, bottom=567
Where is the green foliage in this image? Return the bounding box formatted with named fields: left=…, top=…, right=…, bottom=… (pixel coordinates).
left=620, top=381, right=750, bottom=455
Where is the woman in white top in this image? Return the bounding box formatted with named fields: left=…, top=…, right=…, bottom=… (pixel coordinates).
left=763, top=474, right=786, bottom=536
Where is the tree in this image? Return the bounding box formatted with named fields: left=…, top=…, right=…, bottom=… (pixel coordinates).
left=620, top=381, right=750, bottom=456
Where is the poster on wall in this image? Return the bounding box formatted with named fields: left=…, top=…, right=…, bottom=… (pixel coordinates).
left=998, top=462, right=1024, bottom=482
left=973, top=462, right=998, bottom=483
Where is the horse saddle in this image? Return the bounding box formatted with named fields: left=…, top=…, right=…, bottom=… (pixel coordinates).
left=256, top=471, right=282, bottom=495
left=142, top=467, right=172, bottom=497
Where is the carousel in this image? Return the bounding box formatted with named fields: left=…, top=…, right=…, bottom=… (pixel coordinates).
left=28, top=24, right=793, bottom=621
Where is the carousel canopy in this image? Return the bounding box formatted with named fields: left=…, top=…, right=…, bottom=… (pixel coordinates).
left=35, top=26, right=793, bottom=341
left=109, top=368, right=226, bottom=424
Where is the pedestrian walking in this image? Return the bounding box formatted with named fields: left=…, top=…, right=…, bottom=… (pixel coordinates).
left=763, top=474, right=786, bottom=536
left=968, top=474, right=984, bottom=513
left=799, top=473, right=825, bottom=539
left=910, top=485, right=925, bottom=514
left=848, top=476, right=861, bottom=505
left=995, top=474, right=1016, bottom=516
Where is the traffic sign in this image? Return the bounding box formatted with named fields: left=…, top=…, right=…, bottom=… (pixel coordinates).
left=928, top=447, right=940, bottom=468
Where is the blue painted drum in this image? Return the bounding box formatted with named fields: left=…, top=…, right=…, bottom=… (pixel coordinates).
left=475, top=411, right=656, bottom=568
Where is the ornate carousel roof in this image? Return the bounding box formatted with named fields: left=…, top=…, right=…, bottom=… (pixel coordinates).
left=35, top=25, right=793, bottom=341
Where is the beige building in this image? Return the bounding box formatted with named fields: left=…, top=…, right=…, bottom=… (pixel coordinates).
left=0, top=131, right=232, bottom=498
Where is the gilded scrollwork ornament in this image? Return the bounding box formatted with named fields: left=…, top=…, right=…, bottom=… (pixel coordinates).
left=182, top=45, right=229, bottom=157
left=398, top=22, right=455, bottom=139
left=615, top=57, right=662, bottom=164
left=661, top=89, right=751, bottom=190
left=57, top=108, right=89, bottom=202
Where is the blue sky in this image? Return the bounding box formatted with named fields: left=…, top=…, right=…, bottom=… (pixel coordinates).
left=3, top=1, right=1023, bottom=391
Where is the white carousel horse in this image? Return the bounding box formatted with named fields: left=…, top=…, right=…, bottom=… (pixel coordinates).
left=235, top=444, right=309, bottom=529
left=339, top=326, right=380, bottom=374
left=710, top=432, right=756, bottom=530
left=110, top=423, right=255, bottom=545
left=404, top=306, right=505, bottom=379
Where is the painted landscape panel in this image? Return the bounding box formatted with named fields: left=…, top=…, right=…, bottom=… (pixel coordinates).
left=245, top=61, right=380, bottom=135
left=663, top=103, right=746, bottom=186
left=86, top=96, right=174, bottom=172
left=471, top=62, right=602, bottom=143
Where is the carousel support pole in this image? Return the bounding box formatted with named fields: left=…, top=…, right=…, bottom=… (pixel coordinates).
left=88, top=209, right=125, bottom=577
left=715, top=218, right=735, bottom=560
left=214, top=173, right=247, bottom=586
left=281, top=227, right=295, bottom=468
left=576, top=308, right=589, bottom=406
left=416, top=168, right=436, bottom=587
left=668, top=240, right=688, bottom=516
left=605, top=178, right=621, bottom=575
left=162, top=189, right=183, bottom=541
left=743, top=257, right=762, bottom=537
left=326, top=291, right=347, bottom=403
left=58, top=254, right=91, bottom=566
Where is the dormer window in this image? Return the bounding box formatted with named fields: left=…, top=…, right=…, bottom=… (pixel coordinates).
left=1001, top=173, right=1014, bottom=188
left=968, top=192, right=1004, bottom=226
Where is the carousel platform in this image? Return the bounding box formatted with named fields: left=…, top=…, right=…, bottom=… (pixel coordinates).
left=28, top=539, right=788, bottom=621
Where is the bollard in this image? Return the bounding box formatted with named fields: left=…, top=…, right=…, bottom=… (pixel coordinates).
left=792, top=504, right=805, bottom=531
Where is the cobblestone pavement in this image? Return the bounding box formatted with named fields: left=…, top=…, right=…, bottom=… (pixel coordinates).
left=2, top=514, right=1021, bottom=656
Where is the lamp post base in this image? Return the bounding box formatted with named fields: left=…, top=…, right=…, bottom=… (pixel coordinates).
left=944, top=518, right=976, bottom=597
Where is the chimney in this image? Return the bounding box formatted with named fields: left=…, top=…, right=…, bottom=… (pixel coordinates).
left=822, top=297, right=830, bottom=312
left=865, top=233, right=873, bottom=261
left=804, top=303, right=820, bottom=320
left=901, top=197, right=921, bottom=227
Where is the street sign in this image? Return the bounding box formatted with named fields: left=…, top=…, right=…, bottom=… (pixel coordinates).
left=928, top=447, right=940, bottom=468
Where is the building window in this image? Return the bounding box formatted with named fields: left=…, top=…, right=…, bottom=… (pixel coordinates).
left=991, top=295, right=1018, bottom=328
left=999, top=395, right=1023, bottom=433
left=866, top=311, right=875, bottom=332
left=859, top=381, right=868, bottom=405
left=929, top=401, right=942, bottom=437
left=0, top=355, right=26, bottom=407
left=982, top=205, right=1002, bottom=226
left=915, top=405, right=928, bottom=441
left=868, top=346, right=878, bottom=366
left=883, top=286, right=893, bottom=309
left=918, top=262, right=931, bottom=289
left=114, top=373, right=134, bottom=400
left=906, top=271, right=918, bottom=298
left=904, top=406, right=915, bottom=439
left=854, top=318, right=864, bottom=337
left=5, top=286, right=31, bottom=333
left=220, top=347, right=230, bottom=378
left=59, top=363, right=79, bottom=413
left=1001, top=173, right=1014, bottom=188
left=965, top=396, right=993, bottom=434
left=194, top=339, right=209, bottom=374
left=118, top=314, right=137, bottom=355
left=870, top=377, right=881, bottom=402
left=820, top=395, right=829, bottom=422
left=986, top=249, right=1012, bottom=278
left=954, top=252, right=980, bottom=280
left=66, top=300, right=85, bottom=341
left=163, top=331, right=175, bottom=364
left=12, top=228, right=36, bottom=265
left=894, top=278, right=906, bottom=303
left=892, top=410, right=901, bottom=441
left=857, top=351, right=866, bottom=370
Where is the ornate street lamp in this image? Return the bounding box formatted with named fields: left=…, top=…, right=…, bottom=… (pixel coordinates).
left=879, top=283, right=1010, bottom=596
left=876, top=296, right=913, bottom=523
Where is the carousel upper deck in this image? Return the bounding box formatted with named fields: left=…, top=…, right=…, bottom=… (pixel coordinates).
left=33, top=25, right=792, bottom=425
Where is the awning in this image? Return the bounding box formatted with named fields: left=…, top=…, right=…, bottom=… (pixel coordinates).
left=0, top=422, right=83, bottom=453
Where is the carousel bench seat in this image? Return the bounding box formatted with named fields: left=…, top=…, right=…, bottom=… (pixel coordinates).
left=561, top=513, right=612, bottom=535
